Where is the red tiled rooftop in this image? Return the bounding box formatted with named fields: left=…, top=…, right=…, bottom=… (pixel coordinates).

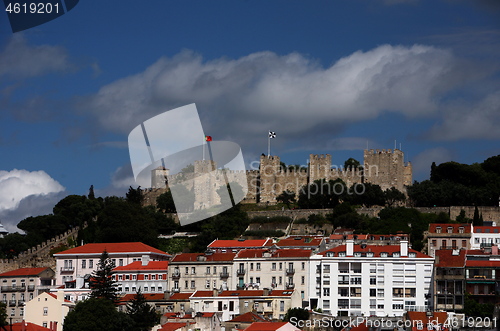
left=435, top=249, right=466, bottom=268
left=236, top=249, right=312, bottom=259
left=244, top=322, right=293, bottom=331
left=228, top=312, right=267, bottom=323
left=276, top=236, right=323, bottom=247
left=8, top=322, right=52, bottom=331
left=319, top=244, right=431, bottom=258
left=466, top=260, right=500, bottom=268
left=171, top=252, right=236, bottom=262
left=428, top=223, right=471, bottom=233
left=119, top=293, right=165, bottom=303
left=208, top=239, right=273, bottom=248
left=159, top=322, right=194, bottom=331
left=163, top=312, right=192, bottom=319
left=191, top=290, right=216, bottom=297
left=474, top=226, right=500, bottom=233
left=46, top=293, right=73, bottom=303
left=169, top=292, right=193, bottom=300
left=0, top=267, right=50, bottom=277
left=114, top=261, right=169, bottom=271
left=54, top=242, right=168, bottom=256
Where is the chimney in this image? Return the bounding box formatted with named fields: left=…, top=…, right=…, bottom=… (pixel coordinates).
left=400, top=240, right=408, bottom=257
left=52, top=321, right=58, bottom=331
left=49, top=322, right=53, bottom=331
left=346, top=239, right=354, bottom=257
left=21, top=320, right=26, bottom=331
left=57, top=290, right=64, bottom=302
left=263, top=288, right=271, bottom=296
left=493, top=245, right=499, bottom=256
left=141, top=255, right=150, bottom=266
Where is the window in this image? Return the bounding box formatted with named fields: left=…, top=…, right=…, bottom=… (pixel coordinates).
left=338, top=288, right=348, bottom=297
left=280, top=300, right=285, bottom=312
left=191, top=267, right=196, bottom=274
left=323, top=288, right=330, bottom=296
left=10, top=309, right=14, bottom=316
left=43, top=307, right=48, bottom=316
left=213, top=266, right=216, bottom=274
left=323, top=300, right=330, bottom=309
left=279, top=263, right=283, bottom=270
left=256, top=263, right=261, bottom=270
left=125, top=275, right=130, bottom=280
left=89, top=260, right=93, bottom=268
left=229, top=301, right=234, bottom=311
left=206, top=280, right=210, bottom=289
left=279, top=276, right=282, bottom=285
left=19, top=308, right=24, bottom=316
left=459, top=226, right=464, bottom=233
left=151, top=275, right=156, bottom=280
left=250, top=263, right=254, bottom=270
left=370, top=289, right=376, bottom=297
left=256, top=277, right=261, bottom=284
left=145, top=275, right=149, bottom=280
left=436, top=227, right=442, bottom=233
left=185, top=281, right=188, bottom=289
left=370, top=277, right=376, bottom=285
left=125, top=287, right=130, bottom=292
left=213, top=280, right=217, bottom=288
left=158, top=275, right=162, bottom=280
left=185, top=267, right=189, bottom=274
left=206, top=267, right=211, bottom=274
left=301, top=276, right=305, bottom=285
left=272, top=263, right=276, bottom=270
left=119, top=259, right=124, bottom=266
left=82, top=260, right=86, bottom=268
left=447, top=227, right=453, bottom=233
left=432, top=240, right=437, bottom=247
left=119, top=275, right=123, bottom=280
left=302, top=262, right=305, bottom=270
left=462, top=240, right=467, bottom=247
left=272, top=276, right=276, bottom=285
left=191, top=280, right=195, bottom=288
left=132, top=286, right=136, bottom=292
left=393, top=303, right=404, bottom=309
left=132, top=275, right=137, bottom=280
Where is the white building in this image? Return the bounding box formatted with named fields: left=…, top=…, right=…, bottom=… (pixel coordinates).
left=25, top=291, right=74, bottom=331
left=53, top=242, right=170, bottom=301
left=470, top=226, right=500, bottom=249
left=113, top=260, right=169, bottom=294
left=309, top=240, right=434, bottom=317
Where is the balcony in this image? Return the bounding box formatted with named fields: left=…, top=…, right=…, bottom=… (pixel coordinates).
left=286, top=283, right=295, bottom=289
left=220, top=272, right=229, bottom=279
left=236, top=269, right=246, bottom=276
left=27, top=285, right=35, bottom=291
left=8, top=300, right=16, bottom=307
left=1, top=286, right=26, bottom=292
left=17, top=300, right=24, bottom=306
left=60, top=267, right=74, bottom=273
left=286, top=268, right=295, bottom=275
left=171, top=272, right=181, bottom=279
left=171, top=287, right=180, bottom=293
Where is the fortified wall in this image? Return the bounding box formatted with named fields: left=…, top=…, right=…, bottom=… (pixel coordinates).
left=148, top=148, right=412, bottom=207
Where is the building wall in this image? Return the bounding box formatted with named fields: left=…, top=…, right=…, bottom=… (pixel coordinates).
left=25, top=291, right=72, bottom=331
left=168, top=262, right=233, bottom=293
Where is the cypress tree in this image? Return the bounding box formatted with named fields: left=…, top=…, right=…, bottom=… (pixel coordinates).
left=89, top=250, right=119, bottom=303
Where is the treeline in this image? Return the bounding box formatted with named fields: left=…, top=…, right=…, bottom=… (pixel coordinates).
left=408, top=155, right=500, bottom=207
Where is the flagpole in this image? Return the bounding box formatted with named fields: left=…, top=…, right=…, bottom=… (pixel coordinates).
left=202, top=137, right=205, bottom=160
left=268, top=131, right=271, bottom=156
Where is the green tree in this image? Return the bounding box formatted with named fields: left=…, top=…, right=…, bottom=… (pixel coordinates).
left=63, top=298, right=134, bottom=331
left=126, top=186, right=143, bottom=205
left=126, top=289, right=160, bottom=331
left=276, top=190, right=296, bottom=209
left=156, top=190, right=176, bottom=213
left=0, top=302, right=7, bottom=328
left=88, top=185, right=95, bottom=200
left=344, top=158, right=362, bottom=170
left=283, top=307, right=309, bottom=322
left=384, top=187, right=406, bottom=207
left=89, top=251, right=119, bottom=303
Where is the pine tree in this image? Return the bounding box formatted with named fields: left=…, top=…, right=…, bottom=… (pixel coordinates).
left=126, top=289, right=160, bottom=331
left=89, top=250, right=119, bottom=303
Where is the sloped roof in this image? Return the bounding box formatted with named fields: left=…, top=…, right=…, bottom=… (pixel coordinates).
left=114, top=261, right=169, bottom=271
left=474, top=226, right=500, bottom=233
left=228, top=312, right=267, bottom=323
left=169, top=292, right=193, bottom=300
left=208, top=239, right=273, bottom=248
left=435, top=249, right=466, bottom=268
left=54, top=242, right=168, bottom=256
left=428, top=223, right=471, bottom=233
left=159, top=322, right=193, bottom=331
left=8, top=322, right=52, bottom=331
left=466, top=260, right=500, bottom=268
left=171, top=252, right=236, bottom=262
left=276, top=236, right=323, bottom=247
left=319, top=244, right=431, bottom=258
left=244, top=322, right=296, bottom=331
left=46, top=292, right=73, bottom=303
left=0, top=267, right=51, bottom=277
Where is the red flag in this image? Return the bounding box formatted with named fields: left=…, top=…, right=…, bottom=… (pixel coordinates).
left=205, top=135, right=212, bottom=142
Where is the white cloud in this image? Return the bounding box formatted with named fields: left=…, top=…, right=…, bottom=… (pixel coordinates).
left=0, top=35, right=73, bottom=78
left=411, top=147, right=455, bottom=180
left=0, top=169, right=65, bottom=211
left=83, top=45, right=463, bottom=144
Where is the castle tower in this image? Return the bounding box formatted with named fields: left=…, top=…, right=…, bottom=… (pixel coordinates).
left=259, top=155, right=281, bottom=203
left=151, top=166, right=169, bottom=189
left=193, top=160, right=218, bottom=209
left=363, top=149, right=411, bottom=192
left=309, top=154, right=332, bottom=182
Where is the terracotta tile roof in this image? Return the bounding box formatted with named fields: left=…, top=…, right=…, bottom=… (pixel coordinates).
left=406, top=311, right=449, bottom=331
left=329, top=234, right=344, bottom=240
left=467, top=249, right=489, bottom=255
left=171, top=252, right=236, bottom=262
left=46, top=292, right=73, bottom=303
left=276, top=236, right=323, bottom=247
left=54, top=242, right=168, bottom=256
left=428, top=223, right=471, bottom=233
left=114, top=261, right=169, bottom=271
left=228, top=312, right=267, bottom=323
left=208, top=239, right=273, bottom=248
left=235, top=249, right=312, bottom=259
left=191, top=290, right=216, bottom=297
left=319, top=244, right=431, bottom=258
left=474, top=226, right=500, bottom=233
left=0, top=267, right=50, bottom=277
left=244, top=322, right=295, bottom=331
left=163, top=312, right=192, bottom=319
left=169, top=292, right=193, bottom=300
left=8, top=322, right=52, bottom=331
left=435, top=249, right=466, bottom=268
left=329, top=234, right=409, bottom=240
left=466, top=260, right=500, bottom=268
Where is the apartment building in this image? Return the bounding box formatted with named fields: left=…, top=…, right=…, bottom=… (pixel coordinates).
left=53, top=242, right=170, bottom=301
left=0, top=267, right=55, bottom=323
left=189, top=288, right=301, bottom=321
left=168, top=252, right=236, bottom=293
left=471, top=226, right=500, bottom=249
left=465, top=246, right=500, bottom=306
left=232, top=248, right=312, bottom=306
left=434, top=249, right=465, bottom=312
left=24, top=291, right=74, bottom=331
left=426, top=224, right=471, bottom=257
left=113, top=260, right=168, bottom=294
left=309, top=240, right=434, bottom=317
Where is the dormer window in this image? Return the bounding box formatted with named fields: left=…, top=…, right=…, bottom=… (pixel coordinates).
left=436, top=227, right=442, bottom=233
left=408, top=252, right=416, bottom=258
left=380, top=252, right=388, bottom=257
left=354, top=252, right=362, bottom=257
left=459, top=227, right=464, bottom=233
left=338, top=252, right=346, bottom=257
left=477, top=229, right=482, bottom=233
left=447, top=227, right=453, bottom=233
left=393, top=252, right=400, bottom=258
left=367, top=252, right=374, bottom=257
left=326, top=252, right=334, bottom=257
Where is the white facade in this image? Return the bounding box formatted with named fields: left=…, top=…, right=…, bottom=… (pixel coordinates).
left=25, top=291, right=74, bottom=331
left=309, top=240, right=434, bottom=317
left=470, top=226, right=500, bottom=249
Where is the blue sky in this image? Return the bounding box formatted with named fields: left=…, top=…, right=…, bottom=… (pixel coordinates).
left=0, top=0, right=499, bottom=231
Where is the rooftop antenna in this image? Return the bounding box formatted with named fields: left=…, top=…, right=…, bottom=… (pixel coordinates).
left=394, top=139, right=397, bottom=150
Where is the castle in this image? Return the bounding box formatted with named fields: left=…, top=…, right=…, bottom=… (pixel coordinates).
left=150, top=149, right=412, bottom=206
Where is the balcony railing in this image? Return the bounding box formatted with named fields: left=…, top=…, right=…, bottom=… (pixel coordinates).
left=1, top=286, right=26, bottom=292
left=17, top=300, right=24, bottom=306
left=286, top=283, right=295, bottom=289
left=60, top=267, right=74, bottom=272
left=171, top=272, right=181, bottom=279
left=27, top=285, right=35, bottom=291
left=236, top=269, right=245, bottom=276
left=8, top=300, right=16, bottom=306
left=286, top=268, right=295, bottom=275
left=220, top=272, right=229, bottom=279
